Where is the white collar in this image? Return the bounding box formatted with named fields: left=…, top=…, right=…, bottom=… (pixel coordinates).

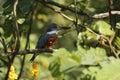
left=47, top=30, right=59, bottom=34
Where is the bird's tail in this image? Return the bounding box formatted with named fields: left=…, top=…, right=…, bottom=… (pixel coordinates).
left=29, top=54, right=36, bottom=63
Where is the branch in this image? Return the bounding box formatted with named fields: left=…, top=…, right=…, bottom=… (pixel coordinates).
left=74, top=0, right=79, bottom=34
left=0, top=49, right=53, bottom=57
left=13, top=0, right=20, bottom=52
left=37, top=0, right=89, bottom=16
left=37, top=0, right=120, bottom=19
left=5, top=0, right=19, bottom=79
left=108, top=0, right=112, bottom=28
left=45, top=5, right=75, bottom=22
left=92, top=11, right=120, bottom=19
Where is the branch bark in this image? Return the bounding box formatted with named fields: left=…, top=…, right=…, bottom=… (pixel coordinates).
left=4, top=0, right=20, bottom=79
left=74, top=0, right=79, bottom=34
left=45, top=5, right=74, bottom=22
left=13, top=0, right=20, bottom=52
left=92, top=11, right=120, bottom=19
left=37, top=0, right=89, bottom=16
left=0, top=49, right=53, bottom=57
left=37, top=0, right=120, bottom=19
left=108, top=0, right=112, bottom=26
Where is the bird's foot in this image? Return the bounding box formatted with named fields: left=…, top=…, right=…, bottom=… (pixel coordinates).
left=49, top=48, right=58, bottom=52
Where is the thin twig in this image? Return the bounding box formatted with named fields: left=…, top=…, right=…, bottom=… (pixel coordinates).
left=107, top=0, right=118, bottom=58
left=74, top=0, right=79, bottom=47
left=12, top=0, right=19, bottom=64
left=4, top=0, right=19, bottom=79
left=45, top=5, right=75, bottom=22
left=74, top=0, right=79, bottom=34
left=0, top=37, right=11, bottom=80
left=108, top=0, right=113, bottom=29
left=13, top=0, right=20, bottom=52
left=109, top=32, right=119, bottom=58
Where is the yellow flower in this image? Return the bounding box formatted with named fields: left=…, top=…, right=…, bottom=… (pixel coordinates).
left=30, top=62, right=40, bottom=77
left=8, top=65, right=18, bottom=80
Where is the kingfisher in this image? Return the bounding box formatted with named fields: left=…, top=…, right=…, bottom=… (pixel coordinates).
left=30, top=23, right=70, bottom=62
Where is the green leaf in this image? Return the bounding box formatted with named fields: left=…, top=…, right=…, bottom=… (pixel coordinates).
left=86, top=0, right=108, bottom=13
left=18, top=0, right=34, bottom=14
left=116, top=23, right=120, bottom=29
left=92, top=20, right=114, bottom=35
left=0, top=28, right=4, bottom=35
left=52, top=48, right=81, bottom=73
left=97, top=57, right=120, bottom=80
left=78, top=46, right=107, bottom=65
left=70, top=55, right=81, bottom=63
left=60, top=56, right=80, bottom=73
left=17, top=18, right=25, bottom=24
left=3, top=19, right=13, bottom=37
left=82, top=57, right=120, bottom=80
left=2, top=0, right=14, bottom=8
left=48, top=58, right=61, bottom=77
left=3, top=5, right=13, bottom=15
left=114, top=37, right=120, bottom=49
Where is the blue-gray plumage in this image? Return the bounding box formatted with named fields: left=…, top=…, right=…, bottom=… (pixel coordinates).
left=36, top=34, right=47, bottom=48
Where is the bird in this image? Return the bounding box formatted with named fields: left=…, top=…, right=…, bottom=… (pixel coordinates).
left=30, top=23, right=70, bottom=62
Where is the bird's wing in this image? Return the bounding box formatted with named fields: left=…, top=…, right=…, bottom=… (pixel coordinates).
left=30, top=34, right=48, bottom=62
left=35, top=34, right=47, bottom=48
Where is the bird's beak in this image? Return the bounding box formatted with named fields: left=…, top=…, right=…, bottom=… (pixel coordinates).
left=60, top=26, right=71, bottom=30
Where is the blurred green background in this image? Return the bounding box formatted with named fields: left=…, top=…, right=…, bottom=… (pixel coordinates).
left=0, top=0, right=120, bottom=80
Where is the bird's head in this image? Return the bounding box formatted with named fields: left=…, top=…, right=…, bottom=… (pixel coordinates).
left=46, top=23, right=70, bottom=34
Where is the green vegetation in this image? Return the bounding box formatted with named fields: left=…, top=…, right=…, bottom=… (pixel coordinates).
left=0, top=0, right=120, bottom=80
